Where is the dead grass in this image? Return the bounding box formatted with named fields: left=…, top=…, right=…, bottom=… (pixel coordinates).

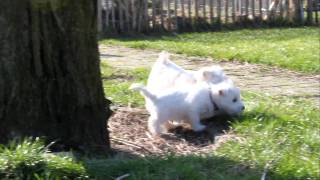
left=109, top=107, right=243, bottom=157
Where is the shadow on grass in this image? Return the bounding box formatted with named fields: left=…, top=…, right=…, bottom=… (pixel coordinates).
left=164, top=115, right=233, bottom=145
left=164, top=110, right=281, bottom=146
left=100, top=26, right=313, bottom=44
left=84, top=150, right=288, bottom=180
left=100, top=53, right=124, bottom=59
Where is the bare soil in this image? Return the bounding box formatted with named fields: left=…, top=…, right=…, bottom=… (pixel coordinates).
left=109, top=107, right=243, bottom=156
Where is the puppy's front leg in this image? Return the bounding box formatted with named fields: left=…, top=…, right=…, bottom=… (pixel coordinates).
left=188, top=114, right=206, bottom=132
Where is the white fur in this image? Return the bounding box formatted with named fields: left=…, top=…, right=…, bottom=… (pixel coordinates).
left=146, top=51, right=242, bottom=116
left=130, top=81, right=244, bottom=135
left=210, top=82, right=245, bottom=116
left=147, top=51, right=229, bottom=92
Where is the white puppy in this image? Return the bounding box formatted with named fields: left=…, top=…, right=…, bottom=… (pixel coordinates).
left=130, top=81, right=244, bottom=135
left=147, top=51, right=228, bottom=92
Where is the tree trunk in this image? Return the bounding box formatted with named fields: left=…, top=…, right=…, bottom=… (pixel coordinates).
left=0, top=0, right=111, bottom=152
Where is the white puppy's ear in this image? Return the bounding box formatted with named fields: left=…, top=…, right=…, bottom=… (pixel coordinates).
left=202, top=70, right=211, bottom=81
left=196, top=69, right=211, bottom=82
left=158, top=51, right=170, bottom=65
left=218, top=89, right=224, bottom=96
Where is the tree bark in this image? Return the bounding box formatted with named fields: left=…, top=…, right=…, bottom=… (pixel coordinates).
left=0, top=0, right=111, bottom=152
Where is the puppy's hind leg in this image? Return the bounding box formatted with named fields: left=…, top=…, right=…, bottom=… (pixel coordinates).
left=148, top=116, right=162, bottom=135
left=188, top=114, right=206, bottom=132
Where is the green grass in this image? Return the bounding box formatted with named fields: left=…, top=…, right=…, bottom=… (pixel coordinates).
left=85, top=155, right=265, bottom=180
left=0, top=138, right=88, bottom=179
left=101, top=27, right=320, bottom=73
left=216, top=92, right=320, bottom=179
left=101, top=62, right=149, bottom=107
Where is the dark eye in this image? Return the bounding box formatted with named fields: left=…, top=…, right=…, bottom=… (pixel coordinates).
left=232, top=98, right=237, bottom=103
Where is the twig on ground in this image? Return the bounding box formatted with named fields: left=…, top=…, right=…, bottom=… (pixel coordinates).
left=115, top=173, right=130, bottom=180
left=145, top=131, right=153, bottom=139
left=120, top=107, right=148, bottom=114
left=261, top=161, right=272, bottom=180
left=110, top=137, right=153, bottom=154
left=261, top=167, right=268, bottom=180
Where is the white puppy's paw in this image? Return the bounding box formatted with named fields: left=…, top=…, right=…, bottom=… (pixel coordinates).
left=129, top=83, right=144, bottom=90
left=148, top=118, right=163, bottom=136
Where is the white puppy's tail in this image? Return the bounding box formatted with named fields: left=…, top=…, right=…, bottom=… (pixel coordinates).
left=157, top=51, right=170, bottom=65
left=129, top=83, right=157, bottom=101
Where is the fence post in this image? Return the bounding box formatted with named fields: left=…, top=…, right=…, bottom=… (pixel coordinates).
left=111, top=0, right=116, bottom=30
left=195, top=0, right=199, bottom=20
left=239, top=0, right=242, bottom=16
left=259, top=0, right=262, bottom=20
left=105, top=0, right=110, bottom=31
left=217, top=0, right=222, bottom=23
left=161, top=0, right=165, bottom=30
left=168, top=0, right=172, bottom=31
left=266, top=0, right=269, bottom=17
left=316, top=3, right=319, bottom=24
left=203, top=0, right=207, bottom=19
left=210, top=0, right=214, bottom=23
left=188, top=0, right=192, bottom=29
left=97, top=0, right=102, bottom=32
left=144, top=0, right=149, bottom=32
left=287, top=0, right=291, bottom=20
left=251, top=0, right=255, bottom=19
left=131, top=0, right=136, bottom=30
left=181, top=0, right=186, bottom=28
left=119, top=1, right=124, bottom=32
left=298, top=0, right=304, bottom=23
left=279, top=0, right=284, bottom=18
left=124, top=0, right=130, bottom=31
left=152, top=0, right=156, bottom=30
left=175, top=0, right=178, bottom=31
left=225, top=0, right=229, bottom=23
left=287, top=0, right=303, bottom=24
left=232, top=0, right=236, bottom=22
left=268, top=0, right=279, bottom=20
left=307, top=0, right=313, bottom=24
left=137, top=0, right=143, bottom=32
left=245, top=0, right=249, bottom=19
left=286, top=0, right=290, bottom=20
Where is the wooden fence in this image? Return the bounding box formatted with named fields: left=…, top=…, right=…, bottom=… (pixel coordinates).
left=98, top=0, right=320, bottom=33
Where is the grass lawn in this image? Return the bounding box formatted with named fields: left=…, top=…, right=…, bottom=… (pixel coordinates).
left=0, top=138, right=88, bottom=179
left=101, top=27, right=320, bottom=73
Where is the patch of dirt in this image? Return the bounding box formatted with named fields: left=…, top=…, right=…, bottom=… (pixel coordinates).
left=102, top=74, right=135, bottom=82
left=109, top=107, right=243, bottom=156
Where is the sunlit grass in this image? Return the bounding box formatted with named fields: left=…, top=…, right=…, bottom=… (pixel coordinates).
left=101, top=62, right=148, bottom=107
left=101, top=27, right=320, bottom=73
left=216, top=92, right=320, bottom=179
left=0, top=138, right=87, bottom=179
left=85, top=155, right=263, bottom=180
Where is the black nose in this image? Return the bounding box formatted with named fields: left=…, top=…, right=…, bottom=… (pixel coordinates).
left=242, top=106, right=245, bottom=110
